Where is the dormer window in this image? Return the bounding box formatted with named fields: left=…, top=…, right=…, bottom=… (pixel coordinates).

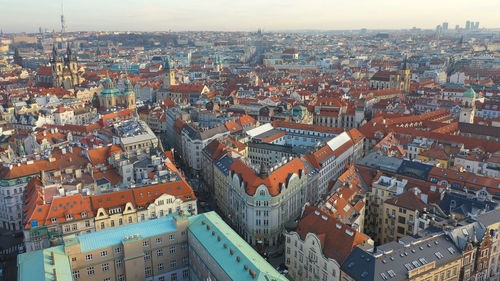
left=66, top=214, right=74, bottom=221
left=109, top=207, right=121, bottom=215
left=51, top=217, right=57, bottom=224
left=81, top=211, right=87, bottom=218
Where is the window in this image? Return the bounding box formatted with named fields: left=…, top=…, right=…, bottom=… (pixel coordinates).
left=171, top=260, right=177, bottom=269
left=145, top=267, right=152, bottom=278
left=72, top=224, right=77, bottom=231
left=85, top=220, right=91, bottom=227
left=73, top=271, right=80, bottom=279
left=87, top=267, right=94, bottom=275
left=102, top=263, right=109, bottom=272
left=110, top=220, right=115, bottom=227
left=157, top=249, right=163, bottom=257
left=398, top=216, right=406, bottom=224
left=101, top=251, right=108, bottom=257
left=64, top=225, right=71, bottom=232
left=170, top=246, right=176, bottom=254
left=104, top=278, right=110, bottom=281
left=118, top=275, right=125, bottom=281
left=181, top=243, right=187, bottom=251
left=115, top=247, right=122, bottom=254
left=169, top=234, right=175, bottom=241
left=397, top=226, right=405, bottom=235
left=144, top=252, right=151, bottom=261
left=158, top=263, right=164, bottom=271
left=183, top=257, right=188, bottom=265
left=101, top=222, right=105, bottom=229
left=72, top=257, right=77, bottom=262
left=116, top=260, right=123, bottom=268
left=156, top=237, right=163, bottom=244
left=171, top=273, right=177, bottom=281
left=143, top=241, right=149, bottom=247
left=119, top=218, right=123, bottom=225
left=182, top=269, right=189, bottom=278
left=86, top=254, right=93, bottom=261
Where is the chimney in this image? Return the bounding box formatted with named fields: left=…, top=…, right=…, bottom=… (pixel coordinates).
left=258, top=163, right=269, bottom=179
left=53, top=268, right=57, bottom=281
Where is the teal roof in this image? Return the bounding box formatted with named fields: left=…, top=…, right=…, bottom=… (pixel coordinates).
left=18, top=245, right=73, bottom=281
left=188, top=212, right=288, bottom=281
left=100, top=87, right=121, bottom=97
left=463, top=87, right=476, bottom=98
left=76, top=214, right=179, bottom=253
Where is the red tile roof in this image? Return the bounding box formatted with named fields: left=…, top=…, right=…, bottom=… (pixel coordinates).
left=230, top=158, right=305, bottom=196
left=296, top=205, right=370, bottom=264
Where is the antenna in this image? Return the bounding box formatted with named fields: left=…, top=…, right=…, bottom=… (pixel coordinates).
left=60, top=0, right=66, bottom=34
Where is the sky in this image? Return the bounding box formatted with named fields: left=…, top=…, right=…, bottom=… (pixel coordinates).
left=1, top=0, right=499, bottom=33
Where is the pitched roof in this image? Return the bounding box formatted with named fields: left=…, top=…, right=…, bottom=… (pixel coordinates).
left=230, top=158, right=305, bottom=196
left=87, top=145, right=124, bottom=166
left=296, top=205, right=370, bottom=264
left=385, top=190, right=427, bottom=211
left=132, top=181, right=196, bottom=207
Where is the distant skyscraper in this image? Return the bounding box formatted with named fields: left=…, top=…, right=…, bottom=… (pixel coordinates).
left=475, top=22, right=480, bottom=30
left=60, top=0, right=66, bottom=34
left=442, top=22, right=448, bottom=31
left=466, top=20, right=471, bottom=30
left=455, top=25, right=460, bottom=30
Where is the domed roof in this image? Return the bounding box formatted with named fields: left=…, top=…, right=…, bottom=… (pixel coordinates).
left=463, top=87, right=476, bottom=98
left=100, top=76, right=120, bottom=97
left=123, top=78, right=134, bottom=95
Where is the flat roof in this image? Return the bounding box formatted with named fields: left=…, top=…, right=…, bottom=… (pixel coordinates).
left=188, top=212, right=287, bottom=281
left=18, top=245, right=73, bottom=281
left=76, top=214, right=178, bottom=253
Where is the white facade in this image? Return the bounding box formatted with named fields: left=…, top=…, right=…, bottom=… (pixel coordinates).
left=228, top=169, right=307, bottom=247
left=285, top=232, right=340, bottom=281
left=136, top=193, right=197, bottom=222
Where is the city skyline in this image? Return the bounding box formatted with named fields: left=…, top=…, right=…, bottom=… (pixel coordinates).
left=1, top=0, right=499, bottom=33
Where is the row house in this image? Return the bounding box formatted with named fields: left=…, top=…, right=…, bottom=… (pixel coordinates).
left=23, top=177, right=197, bottom=252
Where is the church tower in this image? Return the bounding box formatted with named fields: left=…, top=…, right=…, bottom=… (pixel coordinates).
left=51, top=45, right=63, bottom=87
left=459, top=87, right=476, bottom=123
left=123, top=78, right=136, bottom=110
left=51, top=44, right=82, bottom=89
left=214, top=55, right=223, bottom=72
left=400, top=56, right=411, bottom=93
left=162, top=57, right=176, bottom=88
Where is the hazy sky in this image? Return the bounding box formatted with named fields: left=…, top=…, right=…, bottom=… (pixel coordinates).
left=1, top=0, right=499, bottom=33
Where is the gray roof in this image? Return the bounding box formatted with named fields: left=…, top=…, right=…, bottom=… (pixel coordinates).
left=446, top=221, right=486, bottom=251
left=477, top=208, right=500, bottom=227
left=358, top=152, right=404, bottom=173
left=342, top=233, right=461, bottom=281
left=183, top=124, right=229, bottom=141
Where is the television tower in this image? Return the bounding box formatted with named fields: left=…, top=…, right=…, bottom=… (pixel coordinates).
left=60, top=0, right=66, bottom=34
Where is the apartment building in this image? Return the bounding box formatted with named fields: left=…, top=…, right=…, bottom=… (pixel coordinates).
left=342, top=233, right=462, bottom=281
left=285, top=206, right=373, bottom=281
left=227, top=157, right=307, bottom=247
left=380, top=190, right=428, bottom=244
left=188, top=211, right=287, bottom=281
left=18, top=212, right=286, bottom=281
left=24, top=178, right=197, bottom=252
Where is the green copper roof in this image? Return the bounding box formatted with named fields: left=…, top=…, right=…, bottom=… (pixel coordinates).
left=18, top=245, right=73, bottom=281
left=100, top=87, right=121, bottom=97
left=188, top=212, right=288, bottom=281
left=75, top=214, right=179, bottom=253
left=463, top=87, right=476, bottom=98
